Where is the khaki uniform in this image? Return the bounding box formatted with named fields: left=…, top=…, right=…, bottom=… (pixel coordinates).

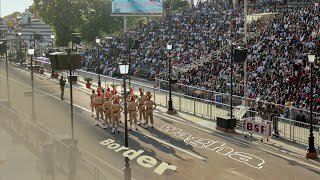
left=90, top=94, right=95, bottom=116
left=94, top=96, right=104, bottom=124
left=144, top=100, right=156, bottom=125
left=103, top=99, right=113, bottom=127
left=104, top=91, right=112, bottom=99
left=128, top=101, right=138, bottom=127
left=137, top=95, right=147, bottom=123
left=112, top=94, right=122, bottom=101
left=110, top=103, right=123, bottom=131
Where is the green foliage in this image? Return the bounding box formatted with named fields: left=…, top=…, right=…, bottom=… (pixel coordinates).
left=4, top=12, right=21, bottom=18
left=164, top=0, right=190, bottom=14
left=84, top=77, right=93, bottom=82
left=32, top=0, right=190, bottom=46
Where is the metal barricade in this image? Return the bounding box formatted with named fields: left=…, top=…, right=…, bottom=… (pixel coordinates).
left=29, top=63, right=320, bottom=148
left=271, top=116, right=320, bottom=147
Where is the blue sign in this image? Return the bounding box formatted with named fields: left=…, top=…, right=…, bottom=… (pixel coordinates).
left=112, top=0, right=163, bottom=14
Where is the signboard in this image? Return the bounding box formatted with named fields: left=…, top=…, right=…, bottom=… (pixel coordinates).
left=112, top=0, right=163, bottom=15
left=6, top=18, right=15, bottom=30
left=243, top=118, right=271, bottom=137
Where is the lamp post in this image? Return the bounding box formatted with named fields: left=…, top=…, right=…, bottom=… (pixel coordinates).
left=306, top=53, right=318, bottom=159
left=28, top=45, right=36, bottom=121
left=51, top=33, right=55, bottom=77
left=28, top=46, right=35, bottom=79
left=96, top=37, right=101, bottom=88
left=0, top=41, right=10, bottom=105
left=166, top=44, right=175, bottom=114
left=119, top=61, right=131, bottom=180
left=230, top=44, right=234, bottom=119
left=18, top=32, right=22, bottom=66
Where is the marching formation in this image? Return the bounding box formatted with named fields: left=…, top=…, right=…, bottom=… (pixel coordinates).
left=90, top=86, right=157, bottom=134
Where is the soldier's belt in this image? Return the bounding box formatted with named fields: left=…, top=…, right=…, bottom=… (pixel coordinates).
left=147, top=108, right=153, bottom=109
left=113, top=111, right=119, bottom=113
left=129, top=110, right=136, bottom=111
left=96, top=104, right=103, bottom=105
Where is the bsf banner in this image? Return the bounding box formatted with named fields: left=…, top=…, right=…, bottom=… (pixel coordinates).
left=243, top=118, right=272, bottom=137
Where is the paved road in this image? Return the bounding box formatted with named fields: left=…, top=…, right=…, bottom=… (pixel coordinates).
left=1, top=60, right=320, bottom=180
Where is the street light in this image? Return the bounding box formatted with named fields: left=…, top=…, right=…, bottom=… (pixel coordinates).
left=28, top=46, right=35, bottom=79
left=119, top=60, right=131, bottom=180
left=96, top=36, right=101, bottom=88
left=306, top=53, right=318, bottom=159
left=166, top=44, right=176, bottom=114
left=28, top=45, right=36, bottom=121
left=51, top=33, right=55, bottom=77
left=18, top=31, right=22, bottom=66
left=0, top=41, right=9, bottom=104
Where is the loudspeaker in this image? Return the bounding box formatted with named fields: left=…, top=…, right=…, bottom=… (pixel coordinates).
left=34, top=33, right=42, bottom=40
left=217, top=117, right=236, bottom=129
left=233, top=48, right=248, bottom=63
left=0, top=43, right=6, bottom=54
left=49, top=52, right=82, bottom=70
left=73, top=36, right=81, bottom=44
left=129, top=39, right=141, bottom=49
left=96, top=68, right=104, bottom=74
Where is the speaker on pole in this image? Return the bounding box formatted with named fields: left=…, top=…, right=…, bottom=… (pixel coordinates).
left=233, top=46, right=248, bottom=63
left=129, top=39, right=141, bottom=49
left=49, top=52, right=82, bottom=70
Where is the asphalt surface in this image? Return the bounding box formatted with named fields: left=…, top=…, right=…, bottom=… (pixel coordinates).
left=1, top=60, right=320, bottom=180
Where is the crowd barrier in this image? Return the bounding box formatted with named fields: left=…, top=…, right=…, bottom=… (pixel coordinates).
left=0, top=103, right=116, bottom=180
left=33, top=59, right=320, bottom=149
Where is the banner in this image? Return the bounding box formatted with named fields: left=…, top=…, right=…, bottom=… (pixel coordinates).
left=243, top=119, right=271, bottom=137
left=112, top=0, right=163, bottom=15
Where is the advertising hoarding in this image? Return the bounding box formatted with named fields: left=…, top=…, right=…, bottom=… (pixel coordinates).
left=112, top=0, right=163, bottom=15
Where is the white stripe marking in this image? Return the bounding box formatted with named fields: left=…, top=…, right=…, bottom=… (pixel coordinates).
left=154, top=113, right=320, bottom=170
left=1, top=74, right=206, bottom=161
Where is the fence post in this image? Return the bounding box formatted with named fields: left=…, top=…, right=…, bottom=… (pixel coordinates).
left=207, top=101, right=209, bottom=117
left=153, top=87, right=155, bottom=102
left=194, top=99, right=196, bottom=115
left=292, top=118, right=296, bottom=143
left=166, top=92, right=168, bottom=107
left=179, top=96, right=181, bottom=111
left=210, top=100, right=213, bottom=120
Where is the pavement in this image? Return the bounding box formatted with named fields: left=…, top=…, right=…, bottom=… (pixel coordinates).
left=1, top=60, right=320, bottom=180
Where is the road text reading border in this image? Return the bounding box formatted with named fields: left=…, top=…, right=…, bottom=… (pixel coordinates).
left=100, top=139, right=177, bottom=175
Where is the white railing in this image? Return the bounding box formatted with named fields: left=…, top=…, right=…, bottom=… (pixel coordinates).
left=34, top=60, right=320, bottom=149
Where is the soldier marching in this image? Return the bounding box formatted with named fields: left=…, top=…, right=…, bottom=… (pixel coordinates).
left=90, top=85, right=157, bottom=133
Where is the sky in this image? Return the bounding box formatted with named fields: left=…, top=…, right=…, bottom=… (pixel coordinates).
left=0, top=0, right=199, bottom=17
left=1, top=0, right=33, bottom=17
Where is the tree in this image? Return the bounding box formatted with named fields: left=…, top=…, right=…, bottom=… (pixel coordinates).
left=77, top=0, right=122, bottom=42
left=4, top=12, right=21, bottom=19
left=33, top=0, right=83, bottom=46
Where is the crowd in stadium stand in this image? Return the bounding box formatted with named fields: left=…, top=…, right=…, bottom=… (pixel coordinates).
left=178, top=3, right=320, bottom=114
left=81, top=1, right=244, bottom=79
left=81, top=1, right=320, bottom=114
